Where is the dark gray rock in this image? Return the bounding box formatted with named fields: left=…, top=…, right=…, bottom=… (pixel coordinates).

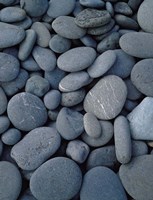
left=80, top=35, right=97, bottom=48
left=0, top=0, right=15, bottom=5
left=11, top=127, right=61, bottom=170
left=21, top=56, right=41, bottom=71
left=119, top=155, right=153, bottom=200
left=0, top=87, right=7, bottom=115
left=79, top=0, right=105, bottom=8
left=124, top=100, right=138, bottom=112
left=0, top=161, right=22, bottom=200
left=48, top=110, right=59, bottom=121
left=7, top=92, right=47, bottom=131
left=56, top=107, right=84, bottom=140
left=114, top=2, right=133, bottom=16
left=30, top=157, right=82, bottom=200
left=80, top=166, right=127, bottom=200
left=1, top=128, right=21, bottom=145
left=132, top=140, right=148, bottom=157
left=128, top=0, right=144, bottom=11
left=3, top=46, right=18, bottom=58
left=0, top=140, right=3, bottom=157
left=106, top=2, right=114, bottom=17
left=43, top=90, right=61, bottom=110
left=0, top=116, right=10, bottom=135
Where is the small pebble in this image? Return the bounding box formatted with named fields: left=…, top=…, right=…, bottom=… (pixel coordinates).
left=13, top=16, right=32, bottom=29
left=43, top=90, right=61, bottom=110
left=21, top=56, right=41, bottom=71
left=0, top=87, right=7, bottom=115
left=114, top=2, right=133, bottom=16
left=0, top=116, right=10, bottom=134
left=1, top=128, right=21, bottom=145
left=106, top=2, right=114, bottom=17
left=0, top=140, right=3, bottom=157
left=132, top=140, right=148, bottom=157
left=79, top=0, right=105, bottom=8
left=80, top=35, right=97, bottom=48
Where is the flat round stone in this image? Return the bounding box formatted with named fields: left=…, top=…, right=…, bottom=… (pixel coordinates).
left=30, top=157, right=82, bottom=200
left=52, top=16, right=86, bottom=39
left=57, top=47, right=96, bottom=72
left=43, top=90, right=61, bottom=110
left=80, top=166, right=127, bottom=200
left=119, top=32, right=153, bottom=58
left=0, top=87, right=7, bottom=115
left=7, top=92, right=47, bottom=131
left=0, top=116, right=10, bottom=134
left=84, top=75, right=127, bottom=120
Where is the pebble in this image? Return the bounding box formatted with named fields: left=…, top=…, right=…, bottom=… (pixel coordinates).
left=119, top=32, right=153, bottom=58
left=32, top=46, right=56, bottom=71
left=0, top=116, right=10, bottom=134
left=73, top=1, right=83, bottom=16
left=56, top=107, right=84, bottom=140
left=0, top=87, right=7, bottom=115
left=18, top=29, right=36, bottom=61
left=114, top=2, right=133, bottom=16
left=57, top=47, right=96, bottom=72
left=0, top=22, right=25, bottom=48
left=106, top=2, right=114, bottom=17
left=7, top=92, right=47, bottom=131
left=25, top=75, right=50, bottom=97
left=88, top=50, right=116, bottom=78
left=79, top=0, right=105, bottom=8
left=114, top=115, right=132, bottom=164
left=0, top=52, right=20, bottom=82
left=82, top=120, right=113, bottom=147
left=87, top=145, right=117, bottom=170
left=132, top=140, right=148, bottom=157
left=66, top=140, right=90, bottom=163
left=48, top=110, right=59, bottom=121
left=127, top=97, right=153, bottom=140
left=1, top=69, right=29, bottom=96
left=31, top=22, right=51, bottom=48
left=49, top=34, right=71, bottom=54
left=1, top=128, right=21, bottom=145
left=80, top=166, right=127, bottom=200
left=0, top=0, right=15, bottom=5
left=107, top=49, right=136, bottom=78
left=131, top=59, right=153, bottom=97
left=0, top=161, right=22, bottom=200
left=75, top=8, right=111, bottom=28
left=43, top=90, right=61, bottom=110
left=119, top=155, right=153, bottom=200
left=84, top=75, right=127, bottom=120
left=97, top=32, right=120, bottom=53
left=21, top=56, right=41, bottom=71
left=61, top=89, right=85, bottom=107
left=30, top=157, right=82, bottom=200
left=83, top=112, right=101, bottom=138
left=0, top=140, right=3, bottom=157
left=59, top=71, right=91, bottom=92
left=20, top=0, right=49, bottom=17
left=47, top=0, right=76, bottom=18
left=13, top=16, right=32, bottom=29
left=11, top=127, right=61, bottom=170
left=52, top=16, right=86, bottom=39
left=80, top=35, right=97, bottom=48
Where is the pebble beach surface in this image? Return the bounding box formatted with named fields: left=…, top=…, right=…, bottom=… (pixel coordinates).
left=0, top=0, right=153, bottom=200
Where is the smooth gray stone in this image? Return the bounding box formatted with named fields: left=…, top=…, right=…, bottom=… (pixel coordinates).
left=32, top=46, right=56, bottom=71
left=87, top=145, right=117, bottom=170
left=114, top=2, right=133, bottom=16
left=119, top=32, right=153, bottom=58
left=56, top=107, right=84, bottom=140
left=79, top=0, right=105, bottom=8
left=83, top=112, right=101, bottom=138
left=128, top=0, right=144, bottom=11
left=52, top=16, right=86, bottom=39
left=31, top=22, right=51, bottom=48
left=0, top=53, right=20, bottom=82
left=97, top=32, right=120, bottom=53
left=11, top=127, right=61, bottom=170
left=59, top=71, right=90, bottom=92
left=61, top=89, right=86, bottom=107
left=45, top=67, right=66, bottom=90
left=73, top=1, right=84, bottom=17
left=1, top=128, right=21, bottom=145
left=1, top=69, right=29, bottom=96
left=0, top=140, right=3, bottom=157
left=0, top=161, right=22, bottom=200
left=75, top=8, right=111, bottom=28
left=57, top=47, right=96, bottom=72
left=30, top=71, right=43, bottom=78
left=131, top=59, right=153, bottom=97
left=48, top=110, right=59, bottom=121
left=42, top=22, right=52, bottom=31
left=3, top=46, right=18, bottom=58
left=47, top=0, right=76, bottom=18
left=84, top=75, right=127, bottom=120
left=114, top=115, right=132, bottom=164
left=88, top=19, right=115, bottom=35
left=7, top=92, right=47, bottom=131
left=18, top=29, right=36, bottom=61
left=30, top=157, right=82, bottom=200
left=25, top=75, right=50, bottom=97
left=21, top=56, right=41, bottom=71
left=13, top=16, right=32, bottom=29
left=0, top=7, right=26, bottom=23
left=124, top=78, right=142, bottom=100
left=66, top=140, right=90, bottom=163
left=80, top=35, right=97, bottom=48
left=0, top=0, right=15, bottom=5
left=106, top=2, right=114, bottom=17
left=88, top=50, right=116, bottom=78
left=115, top=14, right=139, bottom=30
left=107, top=49, right=136, bottom=78
left=119, top=29, right=136, bottom=36
left=119, top=155, right=153, bottom=200
left=42, top=14, right=53, bottom=23
left=80, top=166, right=127, bottom=200
left=0, top=116, right=10, bottom=135
left=43, top=90, right=61, bottom=110
left=0, top=87, right=7, bottom=115
left=49, top=34, right=71, bottom=54
left=82, top=120, right=113, bottom=147
left=127, top=97, right=153, bottom=140
left=124, top=100, right=138, bottom=112
left=132, top=140, right=148, bottom=157
left=20, top=0, right=48, bottom=17
left=0, top=22, right=25, bottom=48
